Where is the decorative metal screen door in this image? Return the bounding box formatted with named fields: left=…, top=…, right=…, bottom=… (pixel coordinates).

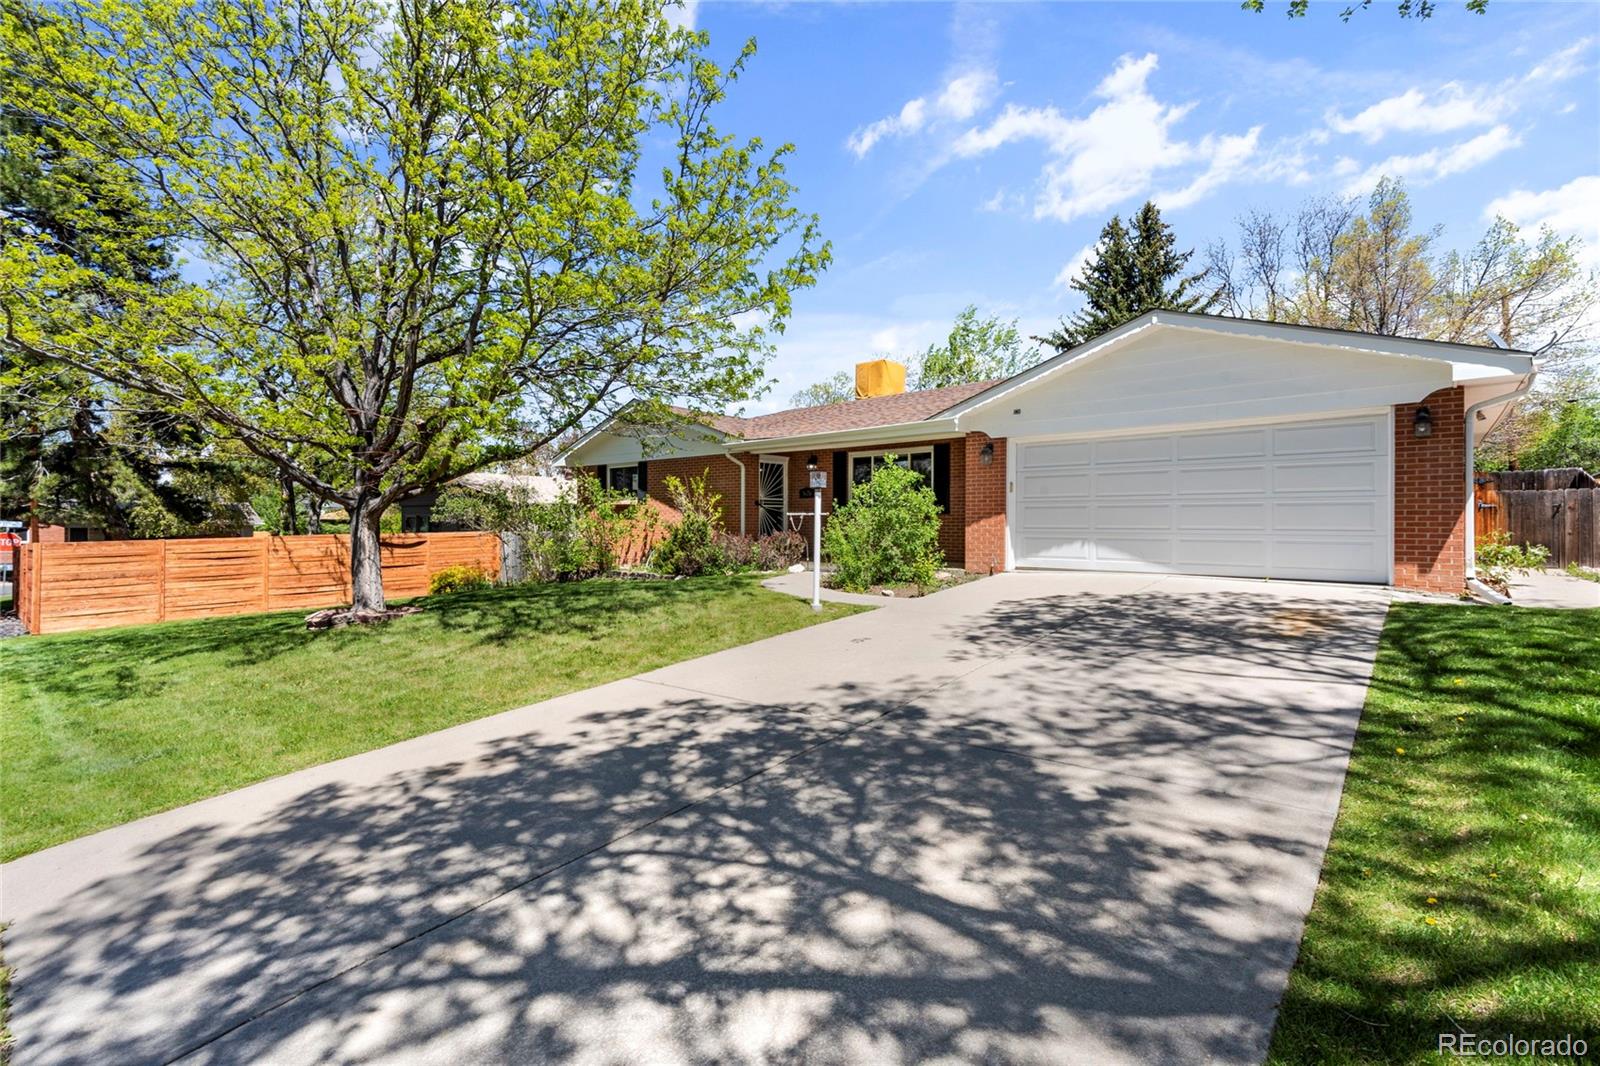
left=758, top=459, right=785, bottom=536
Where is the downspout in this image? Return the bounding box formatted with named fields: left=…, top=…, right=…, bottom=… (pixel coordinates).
left=1463, top=368, right=1538, bottom=589
left=724, top=454, right=747, bottom=537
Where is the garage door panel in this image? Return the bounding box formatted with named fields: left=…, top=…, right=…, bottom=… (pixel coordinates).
left=1271, top=460, right=1382, bottom=495
left=1094, top=468, right=1173, bottom=496
left=1093, top=536, right=1173, bottom=564
left=1176, top=429, right=1267, bottom=462
left=1021, top=504, right=1091, bottom=529
left=1093, top=436, right=1172, bottom=465
left=1272, top=538, right=1384, bottom=576
left=1022, top=441, right=1093, bottom=468
left=1094, top=503, right=1172, bottom=530
left=1015, top=414, right=1389, bottom=583
left=1273, top=500, right=1380, bottom=533
left=1274, top=419, right=1382, bottom=456
left=1020, top=535, right=1093, bottom=561
left=1178, top=502, right=1269, bottom=531
left=1176, top=538, right=1270, bottom=569
left=1178, top=465, right=1269, bottom=495
left=1022, top=472, right=1091, bottom=499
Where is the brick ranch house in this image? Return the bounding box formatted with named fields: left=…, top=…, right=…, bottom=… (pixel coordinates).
left=560, top=311, right=1536, bottom=594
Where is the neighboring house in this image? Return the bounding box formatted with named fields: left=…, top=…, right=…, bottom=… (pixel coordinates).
left=398, top=471, right=565, bottom=532
left=560, top=311, right=1536, bottom=594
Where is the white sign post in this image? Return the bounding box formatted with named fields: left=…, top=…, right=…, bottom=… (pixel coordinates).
left=808, top=470, right=827, bottom=611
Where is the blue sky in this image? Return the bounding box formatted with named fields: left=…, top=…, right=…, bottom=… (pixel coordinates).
left=682, top=0, right=1600, bottom=412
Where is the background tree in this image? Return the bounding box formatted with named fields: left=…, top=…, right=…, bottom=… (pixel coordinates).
left=1241, top=0, right=1487, bottom=21
left=789, top=370, right=855, bottom=408
left=1207, top=177, right=1597, bottom=468
left=1, top=81, right=255, bottom=536
left=1, top=0, right=826, bottom=612
left=911, top=305, right=1039, bottom=389
left=1042, top=201, right=1212, bottom=351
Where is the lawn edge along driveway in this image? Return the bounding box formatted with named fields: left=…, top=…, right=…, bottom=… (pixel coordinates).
left=0, top=575, right=866, bottom=861
left=1267, top=602, right=1600, bottom=1065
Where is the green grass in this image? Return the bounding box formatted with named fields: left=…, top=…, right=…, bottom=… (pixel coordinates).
left=0, top=576, right=864, bottom=861
left=1269, top=604, right=1600, bottom=1064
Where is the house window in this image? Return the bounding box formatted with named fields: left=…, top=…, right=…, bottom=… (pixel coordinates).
left=849, top=448, right=934, bottom=488
left=607, top=464, right=641, bottom=496
left=66, top=526, right=90, bottom=542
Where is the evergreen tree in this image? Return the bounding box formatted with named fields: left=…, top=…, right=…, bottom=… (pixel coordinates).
left=1041, top=202, right=1210, bottom=351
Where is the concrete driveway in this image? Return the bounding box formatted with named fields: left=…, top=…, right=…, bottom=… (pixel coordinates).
left=0, top=572, right=1390, bottom=1065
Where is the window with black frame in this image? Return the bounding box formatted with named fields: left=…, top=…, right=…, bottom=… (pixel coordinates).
left=607, top=464, right=641, bottom=496
left=850, top=449, right=933, bottom=488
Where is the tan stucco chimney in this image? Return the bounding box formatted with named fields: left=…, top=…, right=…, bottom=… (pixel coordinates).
left=855, top=358, right=907, bottom=399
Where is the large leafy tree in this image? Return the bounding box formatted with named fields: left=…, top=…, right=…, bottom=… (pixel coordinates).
left=1, top=0, right=826, bottom=611
left=0, top=85, right=254, bottom=536
left=1043, top=201, right=1211, bottom=351
left=789, top=370, right=854, bottom=408
left=911, top=305, right=1038, bottom=390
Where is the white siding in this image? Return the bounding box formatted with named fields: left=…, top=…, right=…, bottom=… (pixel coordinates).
left=964, top=327, right=1449, bottom=440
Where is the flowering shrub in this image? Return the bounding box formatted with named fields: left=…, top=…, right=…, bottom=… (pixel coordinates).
left=654, top=471, right=728, bottom=576
left=428, top=564, right=491, bottom=595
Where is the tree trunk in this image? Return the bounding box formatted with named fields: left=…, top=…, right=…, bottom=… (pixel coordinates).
left=349, top=504, right=386, bottom=613
left=307, top=494, right=323, bottom=534
left=280, top=478, right=298, bottom=535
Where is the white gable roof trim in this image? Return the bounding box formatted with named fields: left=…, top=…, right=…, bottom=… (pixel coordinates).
left=941, top=311, right=1535, bottom=423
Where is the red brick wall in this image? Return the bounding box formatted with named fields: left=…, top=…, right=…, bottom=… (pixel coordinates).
left=592, top=441, right=968, bottom=562
left=1393, top=387, right=1467, bottom=594
left=963, top=432, right=1007, bottom=574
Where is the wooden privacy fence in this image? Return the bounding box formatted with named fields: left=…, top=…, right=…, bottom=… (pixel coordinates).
left=11, top=532, right=500, bottom=635
left=1475, top=468, right=1599, bottom=569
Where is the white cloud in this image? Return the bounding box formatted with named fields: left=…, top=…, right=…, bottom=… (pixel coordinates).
left=1326, top=84, right=1500, bottom=143
left=847, top=69, right=999, bottom=158
left=1523, top=36, right=1595, bottom=84
left=1486, top=175, right=1600, bottom=269
left=662, top=0, right=697, bottom=31
left=950, top=52, right=1257, bottom=222
left=1052, top=243, right=1098, bottom=294
left=1341, top=125, right=1520, bottom=195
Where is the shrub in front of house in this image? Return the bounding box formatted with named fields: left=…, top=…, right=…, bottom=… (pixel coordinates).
left=433, top=474, right=648, bottom=580
left=1475, top=531, right=1550, bottom=594
left=428, top=564, right=492, bottom=595
left=823, top=456, right=943, bottom=591
left=654, top=472, right=728, bottom=576
left=715, top=530, right=809, bottom=571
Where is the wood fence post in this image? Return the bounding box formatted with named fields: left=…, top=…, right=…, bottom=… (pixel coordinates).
left=155, top=541, right=168, bottom=623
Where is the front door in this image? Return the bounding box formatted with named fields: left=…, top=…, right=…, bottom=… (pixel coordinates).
left=758, top=459, right=786, bottom=536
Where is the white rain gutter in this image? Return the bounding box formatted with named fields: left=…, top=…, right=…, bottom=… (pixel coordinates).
left=724, top=454, right=747, bottom=537
left=1463, top=368, right=1538, bottom=584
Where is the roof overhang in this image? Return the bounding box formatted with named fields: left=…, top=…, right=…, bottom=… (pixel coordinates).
left=558, top=403, right=736, bottom=467
left=728, top=418, right=964, bottom=453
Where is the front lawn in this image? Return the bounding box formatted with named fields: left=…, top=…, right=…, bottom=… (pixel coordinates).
left=1269, top=604, right=1599, bottom=1063
left=0, top=576, right=864, bottom=861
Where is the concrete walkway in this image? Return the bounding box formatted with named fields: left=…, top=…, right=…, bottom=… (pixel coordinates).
left=1508, top=567, right=1600, bottom=609
left=0, top=573, right=1392, bottom=1065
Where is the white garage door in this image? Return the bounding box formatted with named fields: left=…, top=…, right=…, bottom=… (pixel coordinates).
left=1014, top=414, right=1391, bottom=583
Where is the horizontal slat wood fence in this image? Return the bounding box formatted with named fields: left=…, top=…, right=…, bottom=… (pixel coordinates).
left=1475, top=470, right=1599, bottom=569
left=10, top=532, right=499, bottom=635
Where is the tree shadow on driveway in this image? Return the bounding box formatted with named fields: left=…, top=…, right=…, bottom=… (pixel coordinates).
left=2, top=584, right=1390, bottom=1065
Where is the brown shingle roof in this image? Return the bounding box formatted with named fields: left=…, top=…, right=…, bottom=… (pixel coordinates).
left=676, top=379, right=997, bottom=442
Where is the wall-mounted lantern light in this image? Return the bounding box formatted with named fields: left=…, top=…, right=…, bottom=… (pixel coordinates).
left=1413, top=406, right=1433, bottom=438
left=978, top=441, right=995, bottom=465
left=806, top=454, right=819, bottom=470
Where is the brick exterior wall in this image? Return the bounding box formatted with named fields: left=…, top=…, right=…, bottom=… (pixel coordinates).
left=962, top=432, right=1007, bottom=574
left=1393, top=386, right=1467, bottom=594
left=592, top=439, right=970, bottom=564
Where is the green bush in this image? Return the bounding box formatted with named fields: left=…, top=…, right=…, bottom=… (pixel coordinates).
left=823, top=455, right=943, bottom=591
left=654, top=471, right=728, bottom=576
left=1475, top=531, right=1550, bottom=593
left=432, top=474, right=647, bottom=580
left=428, top=564, right=491, bottom=595
left=716, top=530, right=809, bottom=571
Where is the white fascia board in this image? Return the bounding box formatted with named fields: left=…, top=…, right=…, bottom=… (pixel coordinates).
left=943, top=311, right=1535, bottom=425
left=559, top=410, right=733, bottom=467
left=729, top=418, right=963, bottom=453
